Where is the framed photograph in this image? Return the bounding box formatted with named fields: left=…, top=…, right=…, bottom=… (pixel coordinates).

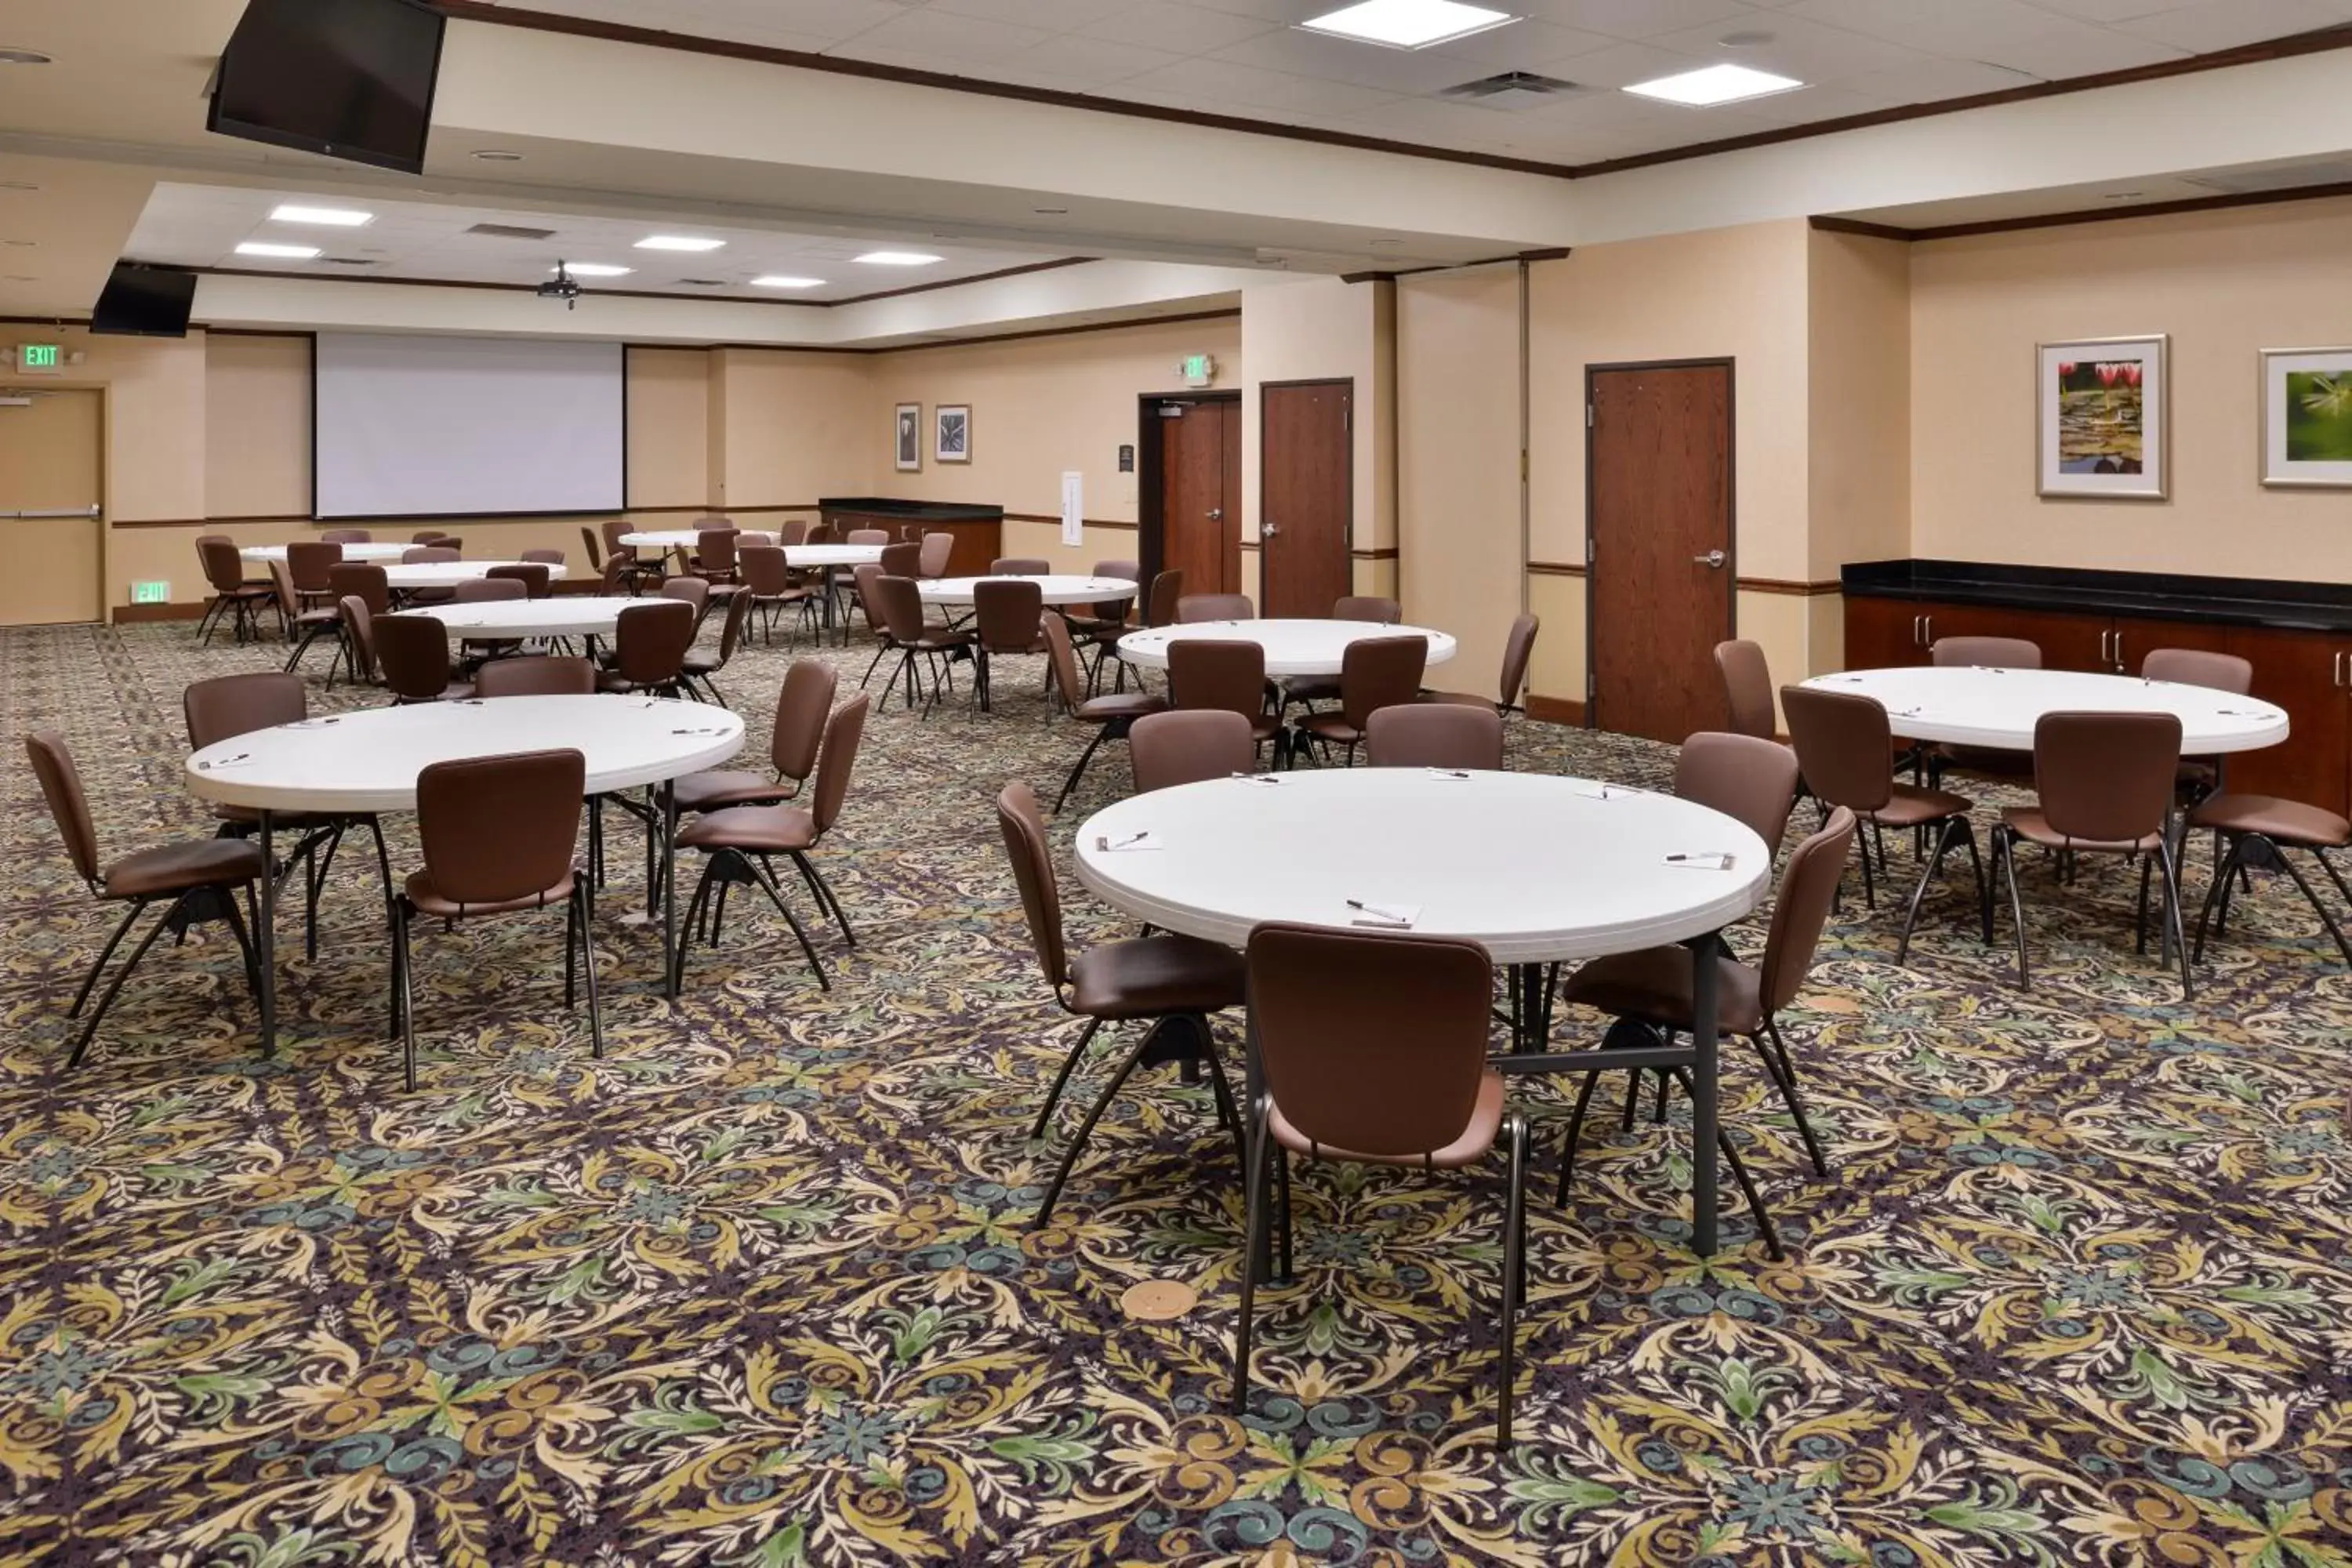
left=2038, top=336, right=2167, bottom=500
left=2262, top=348, right=2352, bottom=488
left=935, top=404, right=971, bottom=464
left=894, top=403, right=922, bottom=473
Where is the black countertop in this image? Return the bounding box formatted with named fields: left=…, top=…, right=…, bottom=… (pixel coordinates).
left=818, top=497, right=1004, bottom=521
left=1842, top=558, right=2352, bottom=634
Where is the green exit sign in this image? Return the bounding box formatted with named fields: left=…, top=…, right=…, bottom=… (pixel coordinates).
left=19, top=343, right=60, bottom=371
left=1181, top=354, right=1215, bottom=387
left=131, top=580, right=169, bottom=604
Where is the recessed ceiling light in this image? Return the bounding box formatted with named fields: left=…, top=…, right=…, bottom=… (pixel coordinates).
left=561, top=262, right=632, bottom=278
left=270, top=204, right=373, bottom=227
left=470, top=150, right=525, bottom=162
left=752, top=274, right=826, bottom=289
left=0, top=48, right=53, bottom=66
left=1299, top=0, right=1516, bottom=50
left=1624, top=63, right=1803, bottom=107
left=235, top=241, right=321, bottom=260
left=635, top=235, right=726, bottom=252
left=855, top=250, right=943, bottom=266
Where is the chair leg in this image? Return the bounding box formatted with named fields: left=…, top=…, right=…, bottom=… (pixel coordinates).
left=1554, top=1068, right=1604, bottom=1207
left=1757, top=1018, right=1829, bottom=1177
left=1232, top=1095, right=1275, bottom=1417
left=1665, top=1065, right=1783, bottom=1261
left=67, top=898, right=172, bottom=1069
left=70, top=902, right=148, bottom=1018
left=1996, top=829, right=2031, bottom=989
left=2157, top=837, right=2191, bottom=1002
left=744, top=854, right=830, bottom=991
left=1029, top=1017, right=1104, bottom=1140
left=2267, top=839, right=2352, bottom=970
left=791, top=852, right=858, bottom=948
left=1497, top=1112, right=1528, bottom=1450
left=1056, top=724, right=1110, bottom=813
left=2192, top=833, right=2247, bottom=964
left=1031, top=1024, right=1160, bottom=1230
left=1895, top=817, right=1963, bottom=965
left=2308, top=846, right=2352, bottom=967
left=394, top=901, right=419, bottom=1092
left=576, top=881, right=603, bottom=1058
left=220, top=884, right=265, bottom=1015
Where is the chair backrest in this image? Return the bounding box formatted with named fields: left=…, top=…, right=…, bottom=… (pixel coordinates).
left=1092, top=558, right=1139, bottom=583
left=198, top=538, right=248, bottom=593
left=710, top=587, right=750, bottom=665
left=1247, top=923, right=1494, bottom=1160
left=916, top=532, right=954, bottom=578
left=990, top=557, right=1050, bottom=576
left=975, top=578, right=1044, bottom=655
left=2141, top=646, right=2252, bottom=694
left=287, top=540, right=341, bottom=592
left=416, top=749, right=584, bottom=905
left=1168, top=638, right=1265, bottom=720
left=1495, top=612, right=1540, bottom=710
left=430, top=536, right=464, bottom=554
left=1339, top=636, right=1429, bottom=729
left=485, top=563, right=550, bottom=598
left=833, top=527, right=879, bottom=546
left=600, top=518, right=634, bottom=554
left=995, top=781, right=1069, bottom=990
left=328, top=562, right=390, bottom=616
left=321, top=528, right=371, bottom=544
left=339, top=595, right=377, bottom=681
left=612, top=599, right=697, bottom=684
left=267, top=559, right=303, bottom=622
left=453, top=577, right=528, bottom=604
left=874, top=573, right=933, bottom=643
left=879, top=540, right=921, bottom=579
left=693, top=514, right=737, bottom=532
left=25, top=731, right=101, bottom=887
left=413, top=530, right=451, bottom=545
left=1177, top=593, right=1254, bottom=623
left=659, top=575, right=710, bottom=619
left=1675, top=731, right=1800, bottom=851
left=2033, top=711, right=2182, bottom=844
left=739, top=543, right=789, bottom=595
left=599, top=555, right=634, bottom=593
left=770, top=659, right=837, bottom=782
left=372, top=614, right=456, bottom=701
left=697, top=529, right=739, bottom=572
left=1714, top=639, right=1776, bottom=740
left=183, top=671, right=306, bottom=750
left=1933, top=636, right=2041, bottom=670
left=851, top=564, right=891, bottom=633
left=1365, top=704, right=1503, bottom=769
left=403, top=546, right=459, bottom=564
left=1333, top=594, right=1401, bottom=624
left=1780, top=684, right=1895, bottom=815
left=779, top=517, right=812, bottom=547
left=808, top=693, right=870, bottom=836
left=1129, top=710, right=1254, bottom=792
left=521, top=548, right=565, bottom=566
left=579, top=525, right=603, bottom=569
left=475, top=655, right=597, bottom=697
left=1145, top=569, right=1185, bottom=628
left=1757, top=806, right=1859, bottom=1018
left=1041, top=608, right=1087, bottom=711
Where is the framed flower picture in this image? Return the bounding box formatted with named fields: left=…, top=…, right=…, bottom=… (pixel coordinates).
left=935, top=405, right=971, bottom=464
left=894, top=403, right=922, bottom=473
left=2261, top=348, right=2352, bottom=488
left=2038, top=336, right=2167, bottom=500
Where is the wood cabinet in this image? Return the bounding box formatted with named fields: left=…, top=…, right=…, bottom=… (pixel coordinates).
left=1844, top=594, right=1926, bottom=671
left=818, top=506, right=1002, bottom=578
left=2218, top=624, right=2352, bottom=811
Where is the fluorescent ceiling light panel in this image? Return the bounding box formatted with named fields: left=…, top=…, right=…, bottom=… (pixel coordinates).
left=235, top=241, right=321, bottom=259
left=855, top=250, right=943, bottom=266
left=1299, top=0, right=1515, bottom=50
left=753, top=275, right=826, bottom=289
left=270, top=204, right=372, bottom=227
left=635, top=235, right=726, bottom=252
left=1624, top=63, right=1803, bottom=107
left=561, top=262, right=632, bottom=277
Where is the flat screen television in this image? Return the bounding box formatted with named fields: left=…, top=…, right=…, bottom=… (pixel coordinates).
left=90, top=264, right=199, bottom=339
left=207, top=0, right=446, bottom=176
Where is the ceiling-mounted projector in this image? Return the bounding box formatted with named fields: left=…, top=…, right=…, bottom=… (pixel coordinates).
left=539, top=262, right=583, bottom=310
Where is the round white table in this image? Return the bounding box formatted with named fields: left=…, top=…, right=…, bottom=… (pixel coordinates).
left=241, top=543, right=412, bottom=564
left=1076, top=768, right=1769, bottom=1257
left=1801, top=666, right=2288, bottom=753
left=783, top=543, right=886, bottom=568
left=383, top=561, right=572, bottom=592
left=185, top=695, right=746, bottom=1047
left=1116, top=619, right=1459, bottom=678
left=391, top=596, right=644, bottom=641
left=920, top=575, right=1137, bottom=608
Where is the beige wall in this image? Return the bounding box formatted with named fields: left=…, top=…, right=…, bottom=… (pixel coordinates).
left=205, top=335, right=310, bottom=521
left=712, top=347, right=872, bottom=509
left=1911, top=197, right=2352, bottom=584
left=626, top=346, right=713, bottom=510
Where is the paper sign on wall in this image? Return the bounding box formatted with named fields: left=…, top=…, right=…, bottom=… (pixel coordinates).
left=1061, top=471, right=1084, bottom=547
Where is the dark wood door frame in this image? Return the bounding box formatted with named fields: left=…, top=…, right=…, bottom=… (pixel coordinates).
left=1138, top=390, right=1240, bottom=586
left=1583, top=357, right=1737, bottom=728
left=1259, top=376, right=1353, bottom=617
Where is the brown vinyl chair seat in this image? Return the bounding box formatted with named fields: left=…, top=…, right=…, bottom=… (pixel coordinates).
left=673, top=769, right=794, bottom=813
left=1072, top=689, right=1163, bottom=721
left=105, top=837, right=267, bottom=900
left=1998, top=808, right=2161, bottom=855
left=1269, top=1069, right=1505, bottom=1169
left=1068, top=934, right=1247, bottom=1019
left=2188, top=793, right=2350, bottom=846
left=1873, top=782, right=1975, bottom=829
left=677, top=802, right=816, bottom=854
left=1559, top=947, right=1762, bottom=1037
left=404, top=866, right=577, bottom=920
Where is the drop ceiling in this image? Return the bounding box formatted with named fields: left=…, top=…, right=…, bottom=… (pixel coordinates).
left=468, top=0, right=2352, bottom=166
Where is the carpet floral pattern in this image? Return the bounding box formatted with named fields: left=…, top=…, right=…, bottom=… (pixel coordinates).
left=1, top=620, right=2348, bottom=1566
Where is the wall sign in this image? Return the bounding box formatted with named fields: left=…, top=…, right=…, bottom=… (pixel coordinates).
left=16, top=343, right=61, bottom=374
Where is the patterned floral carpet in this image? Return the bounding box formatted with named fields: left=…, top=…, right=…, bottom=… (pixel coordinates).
left=2, top=619, right=2349, bottom=1567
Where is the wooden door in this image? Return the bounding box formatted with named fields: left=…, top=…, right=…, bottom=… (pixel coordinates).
left=1260, top=379, right=1351, bottom=619
left=1155, top=396, right=1240, bottom=595
left=2111, top=615, right=2230, bottom=677
left=2223, top=624, right=2349, bottom=815
left=1588, top=362, right=1733, bottom=744
left=1845, top=597, right=1925, bottom=670
left=0, top=389, right=103, bottom=626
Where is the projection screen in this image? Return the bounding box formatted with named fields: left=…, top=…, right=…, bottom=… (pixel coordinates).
left=314, top=332, right=625, bottom=518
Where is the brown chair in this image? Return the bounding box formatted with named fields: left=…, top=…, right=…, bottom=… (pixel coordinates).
left=486, top=563, right=553, bottom=600
left=676, top=658, right=835, bottom=816
left=452, top=577, right=528, bottom=604
left=27, top=731, right=267, bottom=1069
left=1236, top=921, right=1526, bottom=1446
left=916, top=532, right=955, bottom=579
left=1782, top=683, right=1980, bottom=960
left=779, top=517, right=813, bottom=547
left=1333, top=594, right=1401, bottom=624
left=973, top=578, right=1047, bottom=713
left=521, top=547, right=568, bottom=569
left=1144, top=569, right=1185, bottom=629
left=1993, top=711, right=2188, bottom=996
left=1068, top=559, right=1141, bottom=690
left=287, top=540, right=343, bottom=610
left=474, top=656, right=597, bottom=698
left=848, top=528, right=891, bottom=546
left=1365, top=704, right=1504, bottom=770
left=878, top=540, right=921, bottom=580
left=658, top=575, right=710, bottom=624
left=401, top=546, right=459, bottom=564
left=990, top=557, right=1050, bottom=575
left=579, top=526, right=604, bottom=573
left=851, top=564, right=896, bottom=687
left=682, top=590, right=750, bottom=704
left=1926, top=637, right=2043, bottom=786
left=182, top=670, right=356, bottom=962
left=1043, top=614, right=1164, bottom=809
left=2143, top=648, right=2254, bottom=809
left=1130, top=709, right=1255, bottom=793
left=690, top=530, right=745, bottom=602
left=373, top=613, right=477, bottom=703
left=597, top=600, right=698, bottom=699
left=1177, top=593, right=1254, bottom=623
left=1557, top=808, right=1859, bottom=1208
left=601, top=518, right=662, bottom=593
left=2190, top=793, right=2352, bottom=969
left=412, top=530, right=450, bottom=545
left=338, top=594, right=378, bottom=689
left=674, top=694, right=871, bottom=989
left=270, top=560, right=342, bottom=676
left=740, top=544, right=816, bottom=645
left=1169, top=639, right=1287, bottom=767
left=393, top=750, right=598, bottom=1091
left=1677, top=731, right=1800, bottom=855
left=1425, top=613, right=1541, bottom=720
left=1294, top=637, right=1429, bottom=767
left=874, top=575, right=975, bottom=716
left=432, top=537, right=465, bottom=554
left=328, top=561, right=390, bottom=618
left=321, top=528, right=371, bottom=544
left=197, top=539, right=275, bottom=644
left=996, top=781, right=1246, bottom=1229
left=1713, top=639, right=1777, bottom=741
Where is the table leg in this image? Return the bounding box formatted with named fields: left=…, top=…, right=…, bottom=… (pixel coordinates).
left=256, top=811, right=279, bottom=1054
left=660, top=780, right=681, bottom=999
left=1689, top=935, right=1719, bottom=1258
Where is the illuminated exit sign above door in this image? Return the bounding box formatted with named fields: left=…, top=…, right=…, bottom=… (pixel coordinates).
left=16, top=343, right=61, bottom=374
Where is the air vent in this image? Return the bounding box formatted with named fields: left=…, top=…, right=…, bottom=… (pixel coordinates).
left=2181, top=160, right=2352, bottom=196
left=466, top=223, right=557, bottom=240
left=1441, top=71, right=1581, bottom=107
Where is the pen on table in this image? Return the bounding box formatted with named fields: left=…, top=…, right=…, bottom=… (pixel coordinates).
left=198, top=753, right=250, bottom=770
left=1095, top=830, right=1150, bottom=851
left=1345, top=898, right=1408, bottom=923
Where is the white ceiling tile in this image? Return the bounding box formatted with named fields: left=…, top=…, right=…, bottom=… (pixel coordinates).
left=926, top=0, right=1143, bottom=29
left=1519, top=0, right=1766, bottom=40
left=1640, top=13, right=1933, bottom=78
left=1532, top=38, right=1715, bottom=86
left=1428, top=18, right=1622, bottom=69
left=1206, top=27, right=1504, bottom=93
left=2115, top=0, right=2352, bottom=53
left=1780, top=0, right=2061, bottom=52
left=825, top=7, right=1052, bottom=64
left=2027, top=0, right=2176, bottom=21
left=1009, top=33, right=1186, bottom=84
left=1120, top=56, right=1399, bottom=114
left=1833, top=54, right=2042, bottom=102
left=1969, top=17, right=2190, bottom=76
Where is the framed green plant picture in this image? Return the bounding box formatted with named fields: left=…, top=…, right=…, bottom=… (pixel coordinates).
left=2262, top=348, right=2352, bottom=488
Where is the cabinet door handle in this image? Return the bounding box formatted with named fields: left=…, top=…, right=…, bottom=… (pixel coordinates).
left=1923, top=615, right=1933, bottom=646
left=2337, top=650, right=2345, bottom=688
left=2112, top=630, right=2124, bottom=668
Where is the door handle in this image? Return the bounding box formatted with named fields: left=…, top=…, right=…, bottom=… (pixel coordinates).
left=1692, top=550, right=1726, bottom=569
left=1207, top=508, right=1224, bottom=521
left=1261, top=522, right=1279, bottom=539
